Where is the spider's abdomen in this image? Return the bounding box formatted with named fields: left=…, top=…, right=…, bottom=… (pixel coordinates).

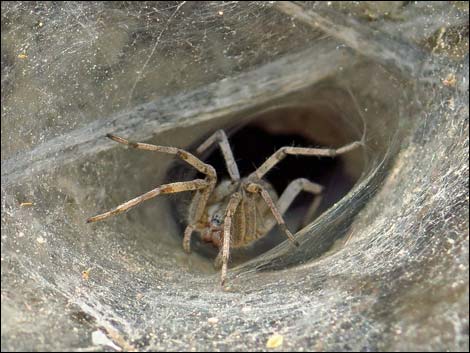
left=198, top=178, right=278, bottom=249
left=231, top=180, right=278, bottom=248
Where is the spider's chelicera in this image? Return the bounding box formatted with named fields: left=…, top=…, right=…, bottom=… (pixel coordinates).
left=87, top=130, right=362, bottom=285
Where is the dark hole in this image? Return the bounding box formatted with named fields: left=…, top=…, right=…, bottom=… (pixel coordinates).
left=167, top=118, right=360, bottom=264
left=201, top=125, right=354, bottom=213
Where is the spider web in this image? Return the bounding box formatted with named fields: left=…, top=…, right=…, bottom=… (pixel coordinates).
left=1, top=1, right=468, bottom=351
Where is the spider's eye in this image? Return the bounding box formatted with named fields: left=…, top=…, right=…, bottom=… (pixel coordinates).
left=212, top=214, right=223, bottom=226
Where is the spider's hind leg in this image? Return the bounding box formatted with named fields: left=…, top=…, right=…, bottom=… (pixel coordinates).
left=250, top=141, right=362, bottom=180
left=195, top=129, right=240, bottom=182
left=277, top=178, right=324, bottom=228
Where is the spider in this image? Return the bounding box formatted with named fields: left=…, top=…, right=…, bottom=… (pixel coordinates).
left=87, top=130, right=362, bottom=285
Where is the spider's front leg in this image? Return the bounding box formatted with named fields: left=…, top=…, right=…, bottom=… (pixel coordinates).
left=214, top=192, right=242, bottom=286
left=183, top=186, right=215, bottom=254
left=106, top=133, right=217, bottom=180
left=87, top=134, right=217, bottom=227
left=86, top=180, right=208, bottom=223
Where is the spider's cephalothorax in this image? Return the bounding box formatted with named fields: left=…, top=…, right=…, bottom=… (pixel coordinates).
left=87, top=130, right=362, bottom=285
left=196, top=178, right=278, bottom=250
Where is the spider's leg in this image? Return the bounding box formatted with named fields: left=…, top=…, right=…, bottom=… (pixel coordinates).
left=278, top=178, right=323, bottom=214
left=183, top=185, right=214, bottom=253
left=86, top=179, right=208, bottom=223
left=195, top=130, right=240, bottom=181
left=246, top=183, right=299, bottom=247
left=280, top=178, right=324, bottom=228
left=106, top=134, right=217, bottom=182
left=183, top=224, right=195, bottom=254
left=244, top=192, right=257, bottom=244
left=215, top=192, right=242, bottom=286
left=105, top=135, right=218, bottom=251
left=259, top=178, right=324, bottom=235
left=249, top=141, right=362, bottom=180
